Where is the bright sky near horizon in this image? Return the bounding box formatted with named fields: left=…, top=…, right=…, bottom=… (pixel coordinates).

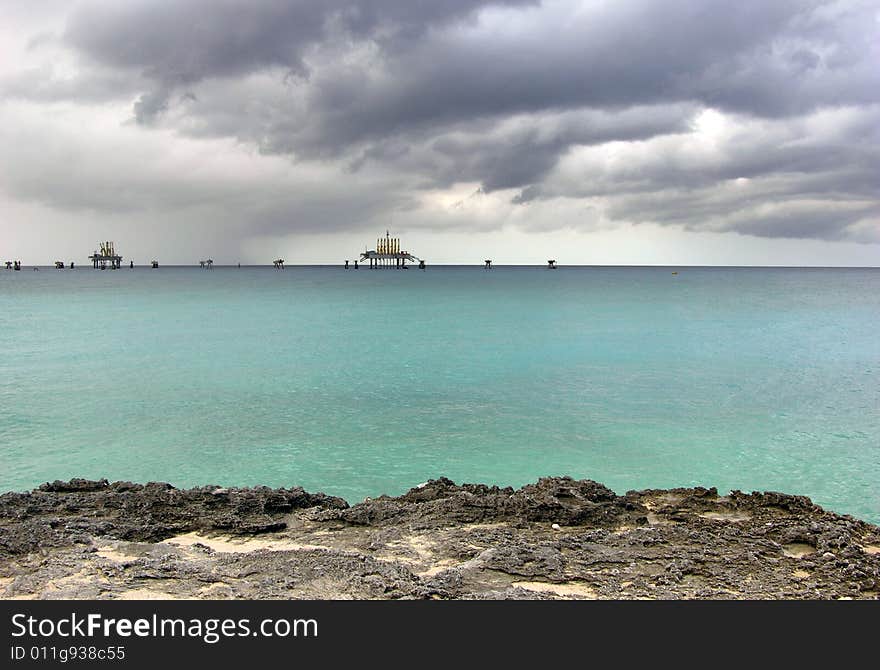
left=1, top=1, right=878, bottom=266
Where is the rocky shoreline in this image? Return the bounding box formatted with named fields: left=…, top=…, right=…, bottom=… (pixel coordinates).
left=1, top=477, right=878, bottom=599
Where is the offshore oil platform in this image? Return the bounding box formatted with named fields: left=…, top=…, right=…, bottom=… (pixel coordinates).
left=89, top=241, right=123, bottom=269
left=352, top=231, right=424, bottom=269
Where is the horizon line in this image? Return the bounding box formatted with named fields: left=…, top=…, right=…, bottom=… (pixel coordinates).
left=6, top=263, right=879, bottom=269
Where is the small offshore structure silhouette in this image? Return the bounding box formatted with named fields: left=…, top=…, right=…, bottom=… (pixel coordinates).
left=89, top=241, right=122, bottom=269
left=485, top=259, right=492, bottom=269
left=151, top=260, right=159, bottom=268
left=273, top=259, right=284, bottom=269
left=356, top=231, right=424, bottom=269
left=54, top=261, right=64, bottom=269
left=547, top=259, right=557, bottom=269
left=199, top=259, right=214, bottom=269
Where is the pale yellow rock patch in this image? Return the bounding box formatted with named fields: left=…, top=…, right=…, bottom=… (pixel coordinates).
left=513, top=581, right=597, bottom=599
left=162, top=532, right=328, bottom=554
left=783, top=543, right=815, bottom=558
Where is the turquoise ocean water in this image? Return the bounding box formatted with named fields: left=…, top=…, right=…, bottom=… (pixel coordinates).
left=1, top=266, right=877, bottom=523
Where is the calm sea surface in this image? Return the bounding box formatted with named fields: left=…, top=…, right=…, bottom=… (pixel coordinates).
left=1, top=266, right=877, bottom=523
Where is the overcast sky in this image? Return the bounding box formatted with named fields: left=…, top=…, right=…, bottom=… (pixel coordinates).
left=1, top=0, right=878, bottom=265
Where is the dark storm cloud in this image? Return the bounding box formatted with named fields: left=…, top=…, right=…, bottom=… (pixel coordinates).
left=546, top=104, right=880, bottom=241
left=63, top=0, right=535, bottom=116
left=605, top=185, right=880, bottom=242
left=562, top=111, right=880, bottom=198
left=428, top=105, right=697, bottom=192
left=4, top=0, right=879, bottom=244
left=216, top=0, right=877, bottom=151
left=61, top=1, right=880, bottom=137
left=738, top=206, right=880, bottom=241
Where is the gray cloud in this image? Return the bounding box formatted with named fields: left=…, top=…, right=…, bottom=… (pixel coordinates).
left=1, top=0, right=878, bottom=249
left=54, top=1, right=880, bottom=138
left=540, top=104, right=880, bottom=241
left=62, top=0, right=535, bottom=118
left=237, top=0, right=878, bottom=149
left=428, top=105, right=698, bottom=192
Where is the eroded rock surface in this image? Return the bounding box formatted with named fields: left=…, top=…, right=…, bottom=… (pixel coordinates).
left=1, top=477, right=878, bottom=600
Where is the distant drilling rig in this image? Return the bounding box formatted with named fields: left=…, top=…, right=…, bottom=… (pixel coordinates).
left=89, top=241, right=123, bottom=269
left=354, top=231, right=425, bottom=269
